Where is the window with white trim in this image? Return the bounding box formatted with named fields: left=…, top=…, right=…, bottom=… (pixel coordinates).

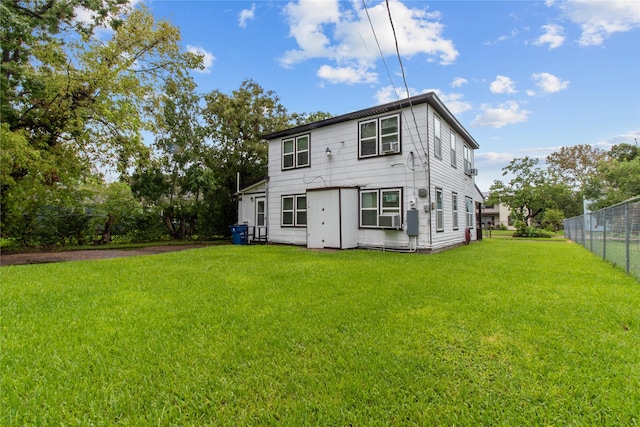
left=452, top=192, right=459, bottom=230
left=436, top=188, right=444, bottom=232
left=434, top=115, right=442, bottom=159
left=358, top=114, right=400, bottom=158
left=464, top=145, right=473, bottom=175
left=281, top=195, right=306, bottom=227
left=465, top=196, right=474, bottom=228
left=360, top=188, right=402, bottom=228
left=282, top=134, right=310, bottom=170
left=450, top=132, right=457, bottom=168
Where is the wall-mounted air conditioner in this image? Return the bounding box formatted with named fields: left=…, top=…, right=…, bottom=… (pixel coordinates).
left=378, top=214, right=401, bottom=229
left=381, top=141, right=399, bottom=153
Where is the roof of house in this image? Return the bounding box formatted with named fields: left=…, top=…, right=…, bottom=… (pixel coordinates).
left=263, top=91, right=479, bottom=149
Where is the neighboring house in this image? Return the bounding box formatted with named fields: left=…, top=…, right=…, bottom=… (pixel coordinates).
left=238, top=92, right=482, bottom=251
left=481, top=192, right=514, bottom=230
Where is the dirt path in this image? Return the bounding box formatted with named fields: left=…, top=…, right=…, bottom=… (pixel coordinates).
left=0, top=244, right=215, bottom=267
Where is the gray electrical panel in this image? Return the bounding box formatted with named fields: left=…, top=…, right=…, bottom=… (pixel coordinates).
left=406, top=209, right=419, bottom=236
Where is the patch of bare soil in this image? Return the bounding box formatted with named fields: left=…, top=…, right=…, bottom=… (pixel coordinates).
left=0, top=244, right=214, bottom=267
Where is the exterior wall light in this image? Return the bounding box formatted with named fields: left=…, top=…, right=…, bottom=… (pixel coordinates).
left=326, top=147, right=332, bottom=157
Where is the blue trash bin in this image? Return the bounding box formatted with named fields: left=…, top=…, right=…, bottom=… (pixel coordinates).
left=230, top=224, right=248, bottom=245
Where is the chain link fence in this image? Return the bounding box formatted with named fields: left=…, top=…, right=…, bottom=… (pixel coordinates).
left=564, top=197, right=640, bottom=281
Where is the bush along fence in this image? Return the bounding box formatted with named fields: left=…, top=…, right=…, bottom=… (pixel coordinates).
left=564, top=197, right=640, bottom=281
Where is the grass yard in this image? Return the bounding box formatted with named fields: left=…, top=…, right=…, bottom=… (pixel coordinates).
left=1, top=239, right=639, bottom=425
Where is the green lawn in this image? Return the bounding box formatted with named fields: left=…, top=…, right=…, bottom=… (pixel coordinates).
left=2, top=239, right=639, bottom=425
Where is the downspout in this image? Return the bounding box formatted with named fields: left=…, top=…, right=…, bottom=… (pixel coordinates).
left=425, top=104, right=432, bottom=249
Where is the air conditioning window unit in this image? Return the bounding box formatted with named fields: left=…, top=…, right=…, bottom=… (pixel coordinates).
left=470, top=168, right=478, bottom=176
left=378, top=214, right=400, bottom=229
left=381, top=141, right=399, bottom=153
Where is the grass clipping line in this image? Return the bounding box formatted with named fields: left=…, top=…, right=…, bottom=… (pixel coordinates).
left=1, top=240, right=639, bottom=425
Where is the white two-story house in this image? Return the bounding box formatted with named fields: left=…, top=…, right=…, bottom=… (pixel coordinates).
left=237, top=92, right=482, bottom=251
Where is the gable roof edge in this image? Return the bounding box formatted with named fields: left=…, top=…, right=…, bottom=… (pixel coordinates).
left=263, top=92, right=479, bottom=149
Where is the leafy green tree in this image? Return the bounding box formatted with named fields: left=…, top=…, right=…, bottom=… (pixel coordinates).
left=128, top=76, right=213, bottom=240
left=542, top=208, right=565, bottom=233
left=201, top=80, right=294, bottom=234
left=489, top=157, right=573, bottom=225
left=91, top=181, right=142, bottom=244
left=546, top=144, right=607, bottom=192
left=1, top=1, right=201, bottom=242
left=587, top=156, right=640, bottom=210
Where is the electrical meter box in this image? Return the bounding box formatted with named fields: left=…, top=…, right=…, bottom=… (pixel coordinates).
left=406, top=209, right=419, bottom=236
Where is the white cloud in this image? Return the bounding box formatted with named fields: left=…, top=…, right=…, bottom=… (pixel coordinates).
left=531, top=72, right=569, bottom=93
left=556, top=0, right=640, bottom=46
left=597, top=129, right=640, bottom=149
left=317, top=65, right=377, bottom=85
left=427, top=89, right=472, bottom=115
left=239, top=4, right=256, bottom=28
left=451, top=77, right=468, bottom=88
left=186, top=45, right=216, bottom=73
left=374, top=85, right=415, bottom=104
left=490, top=75, right=517, bottom=94
left=471, top=101, right=530, bottom=128
left=533, top=24, right=565, bottom=49
left=281, top=0, right=458, bottom=84
left=476, top=151, right=517, bottom=164
left=373, top=86, right=471, bottom=115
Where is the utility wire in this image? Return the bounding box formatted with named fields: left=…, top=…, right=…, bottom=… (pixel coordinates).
left=384, top=0, right=428, bottom=161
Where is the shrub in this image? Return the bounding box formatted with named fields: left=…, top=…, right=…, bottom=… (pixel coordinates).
left=513, top=220, right=554, bottom=238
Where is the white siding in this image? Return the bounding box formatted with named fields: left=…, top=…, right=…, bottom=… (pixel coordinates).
left=237, top=181, right=266, bottom=226
left=267, top=101, right=481, bottom=250
left=425, top=104, right=480, bottom=250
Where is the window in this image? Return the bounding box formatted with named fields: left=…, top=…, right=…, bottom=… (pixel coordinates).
left=281, top=195, right=307, bottom=227
left=282, top=135, right=310, bottom=170
left=359, top=114, right=400, bottom=158
left=436, top=188, right=444, bottom=232
left=360, top=188, right=402, bottom=228
left=464, top=145, right=473, bottom=175
left=434, top=115, right=442, bottom=158
left=256, top=199, right=265, bottom=227
left=450, top=132, right=457, bottom=168
left=465, top=196, right=474, bottom=228
left=452, top=192, right=459, bottom=230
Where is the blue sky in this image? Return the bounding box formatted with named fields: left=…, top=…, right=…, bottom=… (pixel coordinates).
left=146, top=0, right=639, bottom=191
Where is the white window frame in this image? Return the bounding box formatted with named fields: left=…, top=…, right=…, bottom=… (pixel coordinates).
left=464, top=145, right=473, bottom=175
left=281, top=195, right=307, bottom=227
left=452, top=192, right=459, bottom=230
left=282, top=134, right=310, bottom=170
left=450, top=132, right=457, bottom=168
left=359, top=188, right=402, bottom=228
left=358, top=114, right=400, bottom=159
left=436, top=188, right=444, bottom=232
left=465, top=196, right=474, bottom=228
left=434, top=115, right=442, bottom=159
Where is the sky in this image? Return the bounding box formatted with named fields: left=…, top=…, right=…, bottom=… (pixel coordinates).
left=144, top=0, right=639, bottom=191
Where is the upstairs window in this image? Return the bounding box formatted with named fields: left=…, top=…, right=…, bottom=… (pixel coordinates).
left=282, top=134, right=310, bottom=170
left=450, top=132, right=457, bottom=168
left=464, top=145, right=473, bottom=175
left=434, top=115, right=442, bottom=159
left=359, top=114, right=400, bottom=158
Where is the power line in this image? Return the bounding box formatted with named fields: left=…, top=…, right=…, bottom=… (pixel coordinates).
left=384, top=0, right=428, bottom=162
